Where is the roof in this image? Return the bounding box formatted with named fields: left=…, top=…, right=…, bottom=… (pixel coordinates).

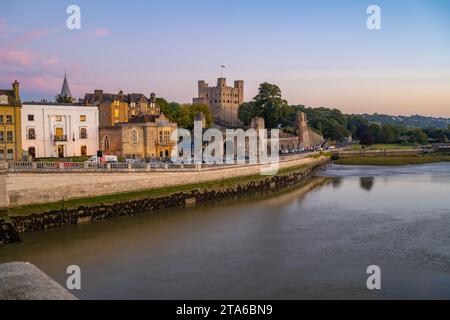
left=23, top=101, right=93, bottom=107
left=60, top=73, right=72, bottom=98
left=0, top=89, right=16, bottom=105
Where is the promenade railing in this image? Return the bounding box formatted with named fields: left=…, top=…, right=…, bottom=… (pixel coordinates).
left=3, top=152, right=320, bottom=173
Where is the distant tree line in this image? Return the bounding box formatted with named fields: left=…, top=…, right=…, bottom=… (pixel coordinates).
left=237, top=82, right=450, bottom=146
left=153, top=82, right=450, bottom=146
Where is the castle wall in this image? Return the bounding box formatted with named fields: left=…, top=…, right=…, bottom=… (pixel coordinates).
left=194, top=78, right=244, bottom=128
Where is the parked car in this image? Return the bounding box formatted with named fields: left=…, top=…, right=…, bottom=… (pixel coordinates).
left=85, top=155, right=118, bottom=163
left=124, top=158, right=142, bottom=164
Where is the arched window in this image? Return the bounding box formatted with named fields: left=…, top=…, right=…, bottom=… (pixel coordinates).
left=130, top=130, right=138, bottom=144
left=104, top=136, right=110, bottom=151
left=28, top=128, right=36, bottom=140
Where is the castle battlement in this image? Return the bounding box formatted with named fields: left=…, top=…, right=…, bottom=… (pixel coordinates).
left=193, top=78, right=244, bottom=128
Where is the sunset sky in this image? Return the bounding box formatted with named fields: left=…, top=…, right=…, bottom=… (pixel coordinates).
left=1, top=0, right=449, bottom=117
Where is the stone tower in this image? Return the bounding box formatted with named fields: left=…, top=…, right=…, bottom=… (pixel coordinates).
left=193, top=78, right=244, bottom=128
left=194, top=111, right=207, bottom=129
left=250, top=117, right=265, bottom=130
left=296, top=111, right=311, bottom=147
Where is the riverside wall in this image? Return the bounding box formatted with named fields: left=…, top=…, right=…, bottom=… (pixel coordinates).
left=0, top=158, right=329, bottom=243
left=3, top=156, right=327, bottom=207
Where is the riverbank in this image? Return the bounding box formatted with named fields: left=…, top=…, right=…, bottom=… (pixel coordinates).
left=0, top=158, right=329, bottom=243
left=334, top=154, right=450, bottom=166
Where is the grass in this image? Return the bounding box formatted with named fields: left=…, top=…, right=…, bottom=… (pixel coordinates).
left=7, top=162, right=322, bottom=217
left=348, top=144, right=420, bottom=151
left=334, top=154, right=450, bottom=166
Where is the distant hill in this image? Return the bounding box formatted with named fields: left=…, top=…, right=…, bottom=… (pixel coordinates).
left=362, top=114, right=450, bottom=129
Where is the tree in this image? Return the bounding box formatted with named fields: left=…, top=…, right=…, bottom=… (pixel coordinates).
left=156, top=98, right=181, bottom=123
left=359, top=126, right=375, bottom=146
left=369, top=123, right=382, bottom=144
left=177, top=104, right=212, bottom=130
left=381, top=124, right=397, bottom=144
left=55, top=94, right=73, bottom=103
left=238, top=82, right=289, bottom=128
left=408, top=128, right=428, bottom=144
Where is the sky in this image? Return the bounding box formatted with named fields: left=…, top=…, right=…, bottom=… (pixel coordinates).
left=1, top=0, right=449, bottom=117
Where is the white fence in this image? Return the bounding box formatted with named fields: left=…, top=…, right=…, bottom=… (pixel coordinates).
left=2, top=152, right=319, bottom=173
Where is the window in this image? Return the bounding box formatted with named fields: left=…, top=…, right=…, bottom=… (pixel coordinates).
left=80, top=115, right=86, bottom=122
left=80, top=145, right=87, bottom=156
left=55, top=115, right=62, bottom=122
left=79, top=127, right=87, bottom=139
left=0, top=115, right=3, bottom=123
left=7, top=149, right=13, bottom=160
left=7, top=131, right=13, bottom=142
left=54, top=127, right=64, bottom=141
left=0, top=149, right=4, bottom=160
left=28, top=128, right=36, bottom=140
left=6, top=115, right=12, bottom=123
left=114, top=109, right=120, bottom=118
left=0, top=95, right=8, bottom=104
left=130, top=130, right=138, bottom=143
left=28, top=114, right=34, bottom=121
left=0, top=131, right=3, bottom=142
left=104, top=136, right=110, bottom=151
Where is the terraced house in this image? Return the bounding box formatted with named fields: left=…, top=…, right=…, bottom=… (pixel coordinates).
left=0, top=81, right=23, bottom=161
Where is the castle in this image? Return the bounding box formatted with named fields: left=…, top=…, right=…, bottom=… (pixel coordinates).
left=193, top=78, right=244, bottom=128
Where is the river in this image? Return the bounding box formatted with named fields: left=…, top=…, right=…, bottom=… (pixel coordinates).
left=1, top=163, right=450, bottom=299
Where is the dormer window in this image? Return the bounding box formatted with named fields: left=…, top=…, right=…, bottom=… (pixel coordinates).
left=0, top=95, right=8, bottom=104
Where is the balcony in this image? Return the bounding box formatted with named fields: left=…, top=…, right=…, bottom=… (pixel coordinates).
left=53, top=135, right=67, bottom=142
left=157, top=140, right=175, bottom=146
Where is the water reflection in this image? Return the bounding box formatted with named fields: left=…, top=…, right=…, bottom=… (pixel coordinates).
left=331, top=177, right=343, bottom=189
left=359, top=177, right=375, bottom=191
left=1, top=163, right=450, bottom=299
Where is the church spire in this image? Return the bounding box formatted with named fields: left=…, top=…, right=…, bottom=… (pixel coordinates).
left=60, top=72, right=72, bottom=98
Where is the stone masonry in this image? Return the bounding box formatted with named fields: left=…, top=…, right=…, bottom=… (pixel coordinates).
left=193, top=78, right=244, bottom=128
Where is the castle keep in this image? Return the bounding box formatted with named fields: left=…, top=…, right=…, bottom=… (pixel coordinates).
left=193, top=78, right=244, bottom=128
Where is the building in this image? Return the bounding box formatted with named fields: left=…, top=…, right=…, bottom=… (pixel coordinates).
left=193, top=78, right=244, bottom=128
left=0, top=81, right=23, bottom=161
left=84, top=90, right=129, bottom=128
left=84, top=91, right=161, bottom=128
left=99, top=113, right=177, bottom=160
left=21, top=102, right=99, bottom=159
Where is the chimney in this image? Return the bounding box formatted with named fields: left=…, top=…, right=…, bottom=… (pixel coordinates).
left=12, top=80, right=20, bottom=102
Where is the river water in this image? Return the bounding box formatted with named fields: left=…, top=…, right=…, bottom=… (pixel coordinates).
left=1, top=163, right=450, bottom=299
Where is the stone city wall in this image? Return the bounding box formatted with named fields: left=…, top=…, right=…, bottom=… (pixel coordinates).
left=9, top=161, right=326, bottom=235
left=3, top=156, right=328, bottom=207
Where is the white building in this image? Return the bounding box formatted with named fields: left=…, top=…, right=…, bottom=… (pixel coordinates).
left=21, top=102, right=99, bottom=159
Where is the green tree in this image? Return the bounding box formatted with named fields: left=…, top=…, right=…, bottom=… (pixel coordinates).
left=369, top=123, right=382, bottom=144
left=238, top=82, right=289, bottom=128
left=381, top=124, right=397, bottom=143
left=177, top=104, right=212, bottom=130
left=55, top=94, right=73, bottom=103
left=155, top=98, right=181, bottom=123
left=408, top=128, right=428, bottom=144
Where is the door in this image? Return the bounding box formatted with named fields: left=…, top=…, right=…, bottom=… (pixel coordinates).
left=58, top=145, right=65, bottom=158
left=28, top=147, right=36, bottom=160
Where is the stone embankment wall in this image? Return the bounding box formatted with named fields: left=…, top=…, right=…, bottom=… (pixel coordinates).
left=8, top=162, right=326, bottom=235
left=3, top=156, right=326, bottom=207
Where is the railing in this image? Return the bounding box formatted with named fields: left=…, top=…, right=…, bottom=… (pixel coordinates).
left=53, top=135, right=68, bottom=142
left=3, top=153, right=318, bottom=173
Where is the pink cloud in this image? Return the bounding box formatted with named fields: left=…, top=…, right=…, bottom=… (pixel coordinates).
left=0, top=49, right=34, bottom=66
left=90, top=28, right=111, bottom=39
